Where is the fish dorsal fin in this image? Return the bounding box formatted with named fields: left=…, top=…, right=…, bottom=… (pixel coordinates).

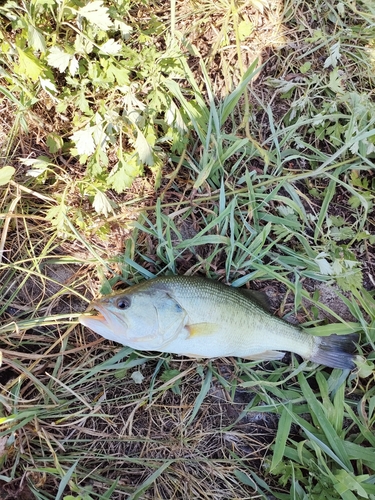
left=239, top=289, right=271, bottom=311
left=186, top=322, right=220, bottom=337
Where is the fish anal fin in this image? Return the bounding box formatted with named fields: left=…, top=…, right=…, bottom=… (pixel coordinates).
left=186, top=322, right=219, bottom=338
left=242, top=350, right=285, bottom=361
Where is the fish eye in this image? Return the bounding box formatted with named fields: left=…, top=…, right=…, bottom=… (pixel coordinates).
left=116, top=297, right=131, bottom=310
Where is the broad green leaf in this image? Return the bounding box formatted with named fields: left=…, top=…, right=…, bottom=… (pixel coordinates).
left=107, top=64, right=129, bottom=86
left=337, top=270, right=363, bottom=292
left=328, top=67, right=345, bottom=93
left=45, top=204, right=68, bottom=232
left=107, top=156, right=141, bottom=193
left=74, top=34, right=93, bottom=55
left=70, top=128, right=96, bottom=156
left=314, top=253, right=333, bottom=275
left=15, top=47, right=44, bottom=81
left=300, top=61, right=311, bottom=73
left=47, top=46, right=71, bottom=73
left=238, top=20, right=253, bottom=41
left=114, top=19, right=132, bottom=38
left=92, top=190, right=113, bottom=217
left=160, top=370, right=181, bottom=383
left=46, top=133, right=63, bottom=153
left=69, top=56, right=79, bottom=76
left=27, top=24, right=46, bottom=52
left=76, top=92, right=91, bottom=114
left=21, top=156, right=51, bottom=168
left=135, top=129, right=154, bottom=166
left=100, top=39, right=122, bottom=55
left=107, top=166, right=133, bottom=192
left=0, top=166, right=15, bottom=186
left=355, top=357, right=374, bottom=378
left=40, top=77, right=57, bottom=96
left=78, top=1, right=113, bottom=31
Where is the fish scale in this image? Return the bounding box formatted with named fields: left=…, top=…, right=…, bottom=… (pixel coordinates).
left=160, top=278, right=314, bottom=359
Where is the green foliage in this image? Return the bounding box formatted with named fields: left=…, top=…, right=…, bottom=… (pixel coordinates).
left=265, top=372, right=375, bottom=499
left=0, top=0, right=188, bottom=192
left=0, top=166, right=15, bottom=185
left=160, top=369, right=182, bottom=394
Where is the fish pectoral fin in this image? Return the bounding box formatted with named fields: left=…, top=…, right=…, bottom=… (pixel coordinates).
left=186, top=322, right=220, bottom=338
left=242, top=350, right=285, bottom=361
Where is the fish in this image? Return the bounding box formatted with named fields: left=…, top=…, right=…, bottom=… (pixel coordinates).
left=79, top=275, right=359, bottom=369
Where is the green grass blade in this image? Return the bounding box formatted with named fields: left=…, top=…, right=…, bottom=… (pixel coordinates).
left=55, top=461, right=78, bottom=500
left=220, top=59, right=260, bottom=124
left=187, top=366, right=212, bottom=425
left=129, top=460, right=173, bottom=500
left=270, top=404, right=293, bottom=472
left=298, top=372, right=353, bottom=472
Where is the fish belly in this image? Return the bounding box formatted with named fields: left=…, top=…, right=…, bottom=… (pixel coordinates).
left=165, top=312, right=313, bottom=360
left=151, top=279, right=315, bottom=360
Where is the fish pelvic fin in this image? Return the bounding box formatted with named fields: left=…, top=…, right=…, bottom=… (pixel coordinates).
left=310, top=333, right=359, bottom=369
left=186, top=322, right=220, bottom=337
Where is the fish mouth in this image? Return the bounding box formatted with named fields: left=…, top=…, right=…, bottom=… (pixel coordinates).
left=87, top=302, right=116, bottom=324
left=84, top=311, right=105, bottom=322
left=78, top=304, right=128, bottom=343
left=80, top=301, right=108, bottom=323
left=79, top=310, right=109, bottom=328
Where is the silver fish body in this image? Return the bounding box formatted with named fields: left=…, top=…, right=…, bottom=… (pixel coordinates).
left=79, top=276, right=358, bottom=369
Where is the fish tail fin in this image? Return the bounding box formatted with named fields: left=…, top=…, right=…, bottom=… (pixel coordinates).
left=310, top=333, right=359, bottom=369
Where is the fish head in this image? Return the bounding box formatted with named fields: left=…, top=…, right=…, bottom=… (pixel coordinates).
left=79, top=285, right=187, bottom=350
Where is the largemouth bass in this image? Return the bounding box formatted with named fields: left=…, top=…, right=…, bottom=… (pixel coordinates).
left=79, top=276, right=358, bottom=369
